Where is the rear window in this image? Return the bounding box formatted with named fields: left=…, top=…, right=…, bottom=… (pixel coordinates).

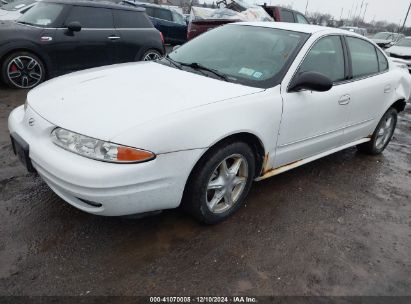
left=113, top=10, right=152, bottom=28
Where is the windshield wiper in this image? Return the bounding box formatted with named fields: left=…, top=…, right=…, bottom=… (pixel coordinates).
left=179, top=62, right=229, bottom=82
left=17, top=21, right=34, bottom=26
left=164, top=54, right=183, bottom=70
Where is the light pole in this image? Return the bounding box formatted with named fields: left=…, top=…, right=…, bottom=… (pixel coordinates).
left=401, top=1, right=411, bottom=33
left=362, top=2, right=368, bottom=23
left=305, top=0, right=309, bottom=15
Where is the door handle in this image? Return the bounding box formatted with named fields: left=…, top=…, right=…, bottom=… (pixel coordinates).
left=338, top=95, right=351, bottom=105
left=108, top=36, right=120, bottom=41
left=384, top=84, right=392, bottom=93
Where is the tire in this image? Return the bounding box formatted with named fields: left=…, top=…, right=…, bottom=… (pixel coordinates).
left=140, top=49, right=162, bottom=61
left=357, top=107, right=398, bottom=155
left=182, top=142, right=256, bottom=224
left=1, top=51, right=46, bottom=89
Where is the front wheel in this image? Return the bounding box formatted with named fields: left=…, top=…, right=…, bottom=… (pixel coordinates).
left=1, top=51, right=46, bottom=89
left=357, top=107, right=398, bottom=155
left=182, top=142, right=255, bottom=224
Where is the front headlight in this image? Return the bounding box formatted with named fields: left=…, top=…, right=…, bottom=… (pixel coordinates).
left=51, top=128, right=155, bottom=163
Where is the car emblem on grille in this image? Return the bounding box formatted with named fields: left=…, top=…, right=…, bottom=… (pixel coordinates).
left=28, top=118, right=35, bottom=126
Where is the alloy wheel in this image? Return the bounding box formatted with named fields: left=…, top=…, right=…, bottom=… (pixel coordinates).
left=375, top=113, right=395, bottom=150
left=143, top=51, right=161, bottom=61
left=7, top=56, right=43, bottom=89
left=206, top=154, right=249, bottom=214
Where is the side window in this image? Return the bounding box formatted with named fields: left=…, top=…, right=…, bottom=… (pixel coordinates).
left=298, top=36, right=345, bottom=83
left=281, top=9, right=295, bottom=22
left=144, top=7, right=155, bottom=18
left=113, top=10, right=152, bottom=28
left=296, top=13, right=308, bottom=24
left=65, top=6, right=113, bottom=28
left=155, top=8, right=172, bottom=21
left=376, top=48, right=389, bottom=72
left=346, top=36, right=379, bottom=78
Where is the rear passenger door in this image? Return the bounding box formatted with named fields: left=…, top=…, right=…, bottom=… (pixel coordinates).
left=113, top=9, right=155, bottom=62
left=342, top=36, right=395, bottom=143
left=53, top=5, right=119, bottom=72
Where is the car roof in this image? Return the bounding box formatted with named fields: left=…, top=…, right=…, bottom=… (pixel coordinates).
left=42, top=0, right=145, bottom=12
left=234, top=22, right=350, bottom=35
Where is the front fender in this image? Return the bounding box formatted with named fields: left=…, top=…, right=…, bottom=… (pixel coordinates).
left=111, top=87, right=283, bottom=157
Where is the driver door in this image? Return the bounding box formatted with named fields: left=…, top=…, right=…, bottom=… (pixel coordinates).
left=275, top=35, right=350, bottom=167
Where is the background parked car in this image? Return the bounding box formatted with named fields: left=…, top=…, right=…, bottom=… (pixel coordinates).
left=372, top=32, right=405, bottom=48
left=0, top=0, right=37, bottom=21
left=340, top=26, right=367, bottom=36
left=0, top=0, right=164, bottom=89
left=187, top=4, right=308, bottom=41
left=260, top=4, right=309, bottom=23
left=385, top=36, right=411, bottom=72
left=121, top=1, right=187, bottom=45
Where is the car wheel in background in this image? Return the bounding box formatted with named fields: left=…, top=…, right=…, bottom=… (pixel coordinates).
left=1, top=51, right=46, bottom=89
left=141, top=49, right=162, bottom=61
left=357, top=107, right=398, bottom=155
left=182, top=142, right=255, bottom=224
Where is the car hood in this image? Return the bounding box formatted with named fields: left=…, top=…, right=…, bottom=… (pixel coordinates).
left=0, top=9, right=10, bottom=16
left=28, top=62, right=264, bottom=141
left=386, top=46, right=411, bottom=56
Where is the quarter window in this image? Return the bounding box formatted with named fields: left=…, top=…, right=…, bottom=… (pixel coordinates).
left=65, top=6, right=114, bottom=28
left=346, top=37, right=379, bottom=78
left=376, top=48, right=389, bottom=72
left=298, top=36, right=345, bottom=83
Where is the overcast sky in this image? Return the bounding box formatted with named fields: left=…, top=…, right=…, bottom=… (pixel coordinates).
left=253, top=0, right=411, bottom=25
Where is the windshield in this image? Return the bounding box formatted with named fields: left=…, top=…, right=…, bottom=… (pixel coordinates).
left=373, top=32, right=393, bottom=40
left=17, top=2, right=63, bottom=27
left=395, top=37, right=411, bottom=47
left=1, top=0, right=35, bottom=11
left=168, top=25, right=308, bottom=88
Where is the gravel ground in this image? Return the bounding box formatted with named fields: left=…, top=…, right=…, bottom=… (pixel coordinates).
left=0, top=85, right=410, bottom=296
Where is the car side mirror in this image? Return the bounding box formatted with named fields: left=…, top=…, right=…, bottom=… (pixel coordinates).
left=67, top=21, right=82, bottom=33
left=289, top=71, right=333, bottom=92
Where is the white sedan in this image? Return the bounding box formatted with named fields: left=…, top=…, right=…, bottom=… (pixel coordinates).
left=8, top=22, right=411, bottom=224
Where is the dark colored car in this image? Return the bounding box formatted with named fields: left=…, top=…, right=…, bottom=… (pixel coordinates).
left=261, top=5, right=309, bottom=24
left=0, top=0, right=165, bottom=89
left=121, top=1, right=187, bottom=45
left=187, top=5, right=309, bottom=41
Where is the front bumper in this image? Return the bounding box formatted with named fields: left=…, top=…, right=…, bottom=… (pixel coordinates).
left=8, top=105, right=204, bottom=216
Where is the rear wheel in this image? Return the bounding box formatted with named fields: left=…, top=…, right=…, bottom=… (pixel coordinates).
left=141, top=49, right=162, bottom=61
left=1, top=51, right=46, bottom=89
left=357, top=107, right=397, bottom=155
left=182, top=142, right=255, bottom=224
